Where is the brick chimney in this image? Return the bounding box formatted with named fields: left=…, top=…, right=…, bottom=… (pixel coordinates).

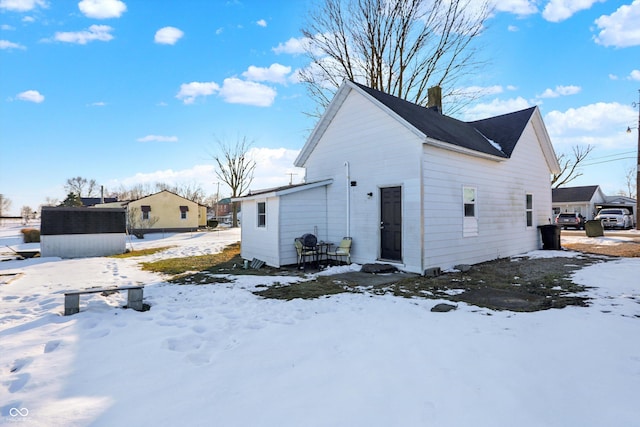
left=427, top=86, right=442, bottom=113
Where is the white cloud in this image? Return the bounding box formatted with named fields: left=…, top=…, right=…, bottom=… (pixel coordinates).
left=0, top=0, right=47, bottom=12
left=137, top=135, right=179, bottom=143
left=537, top=85, right=581, bottom=98
left=52, top=25, right=114, bottom=44
left=593, top=0, right=640, bottom=48
left=0, top=39, right=25, bottom=50
left=544, top=102, right=637, bottom=148
left=176, top=78, right=278, bottom=107
left=462, top=97, right=532, bottom=121
left=154, top=26, right=184, bottom=45
left=78, top=0, right=126, bottom=19
left=242, top=63, right=292, bottom=84
left=176, top=81, right=220, bottom=104
left=608, top=74, right=619, bottom=80
left=507, top=25, right=519, bottom=32
left=629, top=69, right=640, bottom=81
left=22, top=15, right=35, bottom=23
left=218, top=78, right=277, bottom=107
left=110, top=148, right=303, bottom=197
left=491, top=0, right=537, bottom=16
left=16, top=89, right=44, bottom=103
left=89, top=101, right=106, bottom=106
left=1, top=24, right=15, bottom=30
left=256, top=19, right=267, bottom=27
left=248, top=147, right=306, bottom=189
left=542, top=0, right=605, bottom=23
left=273, top=36, right=313, bottom=55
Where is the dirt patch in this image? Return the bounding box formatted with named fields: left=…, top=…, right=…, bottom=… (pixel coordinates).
left=372, top=254, right=603, bottom=311
left=162, top=243, right=612, bottom=312
left=562, top=241, right=640, bottom=257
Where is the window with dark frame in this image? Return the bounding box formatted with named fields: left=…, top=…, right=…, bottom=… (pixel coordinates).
left=526, top=194, right=533, bottom=227
left=179, top=205, right=188, bottom=220
left=257, top=202, right=266, bottom=227
left=141, top=205, right=151, bottom=220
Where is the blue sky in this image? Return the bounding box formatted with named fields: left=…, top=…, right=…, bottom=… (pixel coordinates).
left=1, top=0, right=639, bottom=215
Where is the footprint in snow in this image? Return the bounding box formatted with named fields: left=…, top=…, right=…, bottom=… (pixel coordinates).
left=82, top=319, right=100, bottom=330
left=8, top=373, right=30, bottom=393
left=10, top=357, right=33, bottom=373
left=186, top=352, right=211, bottom=366
left=86, top=329, right=110, bottom=339
left=44, top=340, right=61, bottom=353
left=164, top=336, right=203, bottom=352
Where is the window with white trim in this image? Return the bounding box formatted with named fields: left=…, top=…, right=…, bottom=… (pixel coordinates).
left=464, top=187, right=476, bottom=218
left=463, top=186, right=478, bottom=237
left=257, top=201, right=266, bottom=228
left=526, top=194, right=533, bottom=227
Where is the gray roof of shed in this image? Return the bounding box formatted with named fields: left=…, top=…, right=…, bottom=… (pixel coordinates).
left=353, top=82, right=536, bottom=158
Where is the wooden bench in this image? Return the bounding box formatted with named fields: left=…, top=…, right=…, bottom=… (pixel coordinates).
left=64, top=286, right=144, bottom=316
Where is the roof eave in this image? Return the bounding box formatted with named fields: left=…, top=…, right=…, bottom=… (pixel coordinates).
left=233, top=179, right=334, bottom=202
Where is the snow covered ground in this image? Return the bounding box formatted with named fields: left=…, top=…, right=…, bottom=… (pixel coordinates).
left=1, top=225, right=639, bottom=427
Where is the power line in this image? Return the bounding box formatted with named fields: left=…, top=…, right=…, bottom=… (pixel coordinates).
left=582, top=156, right=636, bottom=166
left=586, top=150, right=635, bottom=161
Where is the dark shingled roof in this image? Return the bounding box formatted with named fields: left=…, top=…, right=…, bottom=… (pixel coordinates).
left=552, top=185, right=600, bottom=203
left=353, top=82, right=536, bottom=158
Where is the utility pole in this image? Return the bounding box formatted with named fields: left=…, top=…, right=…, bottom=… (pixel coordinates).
left=215, top=181, right=220, bottom=220
left=635, top=89, right=640, bottom=230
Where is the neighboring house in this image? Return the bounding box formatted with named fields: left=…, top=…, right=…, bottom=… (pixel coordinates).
left=552, top=186, right=637, bottom=223
left=126, top=190, right=207, bottom=233
left=552, top=185, right=607, bottom=220
left=236, top=81, right=560, bottom=274
left=40, top=207, right=126, bottom=258
left=93, top=190, right=207, bottom=233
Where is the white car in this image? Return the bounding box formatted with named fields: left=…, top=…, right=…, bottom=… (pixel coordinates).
left=594, top=208, right=634, bottom=229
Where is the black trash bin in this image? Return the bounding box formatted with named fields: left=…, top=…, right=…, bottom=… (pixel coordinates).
left=538, top=224, right=561, bottom=250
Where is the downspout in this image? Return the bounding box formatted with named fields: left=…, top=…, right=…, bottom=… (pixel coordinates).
left=345, top=161, right=351, bottom=237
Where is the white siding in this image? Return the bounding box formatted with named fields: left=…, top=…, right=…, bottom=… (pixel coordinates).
left=278, top=186, right=329, bottom=266
left=41, top=234, right=126, bottom=258
left=422, top=121, right=554, bottom=270
left=240, top=198, right=280, bottom=267
left=239, top=186, right=329, bottom=267
left=304, top=89, right=424, bottom=272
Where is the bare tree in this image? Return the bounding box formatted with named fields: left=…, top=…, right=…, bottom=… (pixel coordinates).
left=300, top=0, right=491, bottom=115
left=43, top=197, right=59, bottom=207
left=0, top=194, right=11, bottom=217
left=65, top=176, right=98, bottom=197
left=552, top=145, right=595, bottom=188
left=154, top=182, right=206, bottom=204
left=212, top=136, right=256, bottom=227
left=126, top=206, right=160, bottom=239
left=20, top=206, right=35, bottom=224
left=618, top=166, right=637, bottom=198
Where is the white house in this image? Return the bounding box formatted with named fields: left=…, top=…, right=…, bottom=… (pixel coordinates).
left=552, top=185, right=637, bottom=223
left=237, top=81, right=560, bottom=274
left=552, top=185, right=607, bottom=220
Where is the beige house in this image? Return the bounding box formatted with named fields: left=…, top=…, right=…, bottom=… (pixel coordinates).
left=95, top=190, right=207, bottom=233
left=128, top=190, right=207, bottom=232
